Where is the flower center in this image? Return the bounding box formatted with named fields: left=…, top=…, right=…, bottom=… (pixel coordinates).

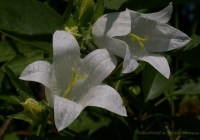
left=63, top=68, right=86, bottom=99
left=128, top=34, right=149, bottom=51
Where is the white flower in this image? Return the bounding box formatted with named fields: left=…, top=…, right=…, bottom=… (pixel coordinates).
left=92, top=3, right=191, bottom=78
left=19, top=30, right=127, bottom=131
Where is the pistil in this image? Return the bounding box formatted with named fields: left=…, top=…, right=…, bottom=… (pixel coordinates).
left=63, top=68, right=85, bottom=98
left=128, top=34, right=149, bottom=51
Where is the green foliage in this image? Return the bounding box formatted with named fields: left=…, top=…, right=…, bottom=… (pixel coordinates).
left=142, top=63, right=173, bottom=101
left=5, top=66, right=34, bottom=101
left=77, top=0, right=95, bottom=26
left=175, top=82, right=200, bottom=95
left=3, top=133, right=20, bottom=140
left=91, top=0, right=104, bottom=24
left=0, top=0, right=64, bottom=52
left=9, top=111, right=33, bottom=124
left=0, top=95, right=20, bottom=105
left=170, top=35, right=200, bottom=68
left=68, top=110, right=111, bottom=136
left=0, top=41, right=45, bottom=74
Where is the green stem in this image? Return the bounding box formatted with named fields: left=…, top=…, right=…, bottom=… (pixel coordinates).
left=109, top=61, right=123, bottom=77
left=114, top=121, right=122, bottom=140
left=154, top=94, right=176, bottom=107
left=170, top=96, right=175, bottom=138
left=115, top=80, right=121, bottom=90
left=108, top=72, right=135, bottom=81
left=175, top=6, right=179, bottom=29
left=36, top=109, right=51, bottom=137
left=36, top=121, right=47, bottom=137
left=173, top=67, right=187, bottom=76
left=64, top=0, right=73, bottom=22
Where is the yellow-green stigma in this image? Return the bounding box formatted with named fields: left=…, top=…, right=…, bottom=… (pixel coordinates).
left=128, top=34, right=149, bottom=51
left=63, top=68, right=86, bottom=98
left=65, top=26, right=81, bottom=39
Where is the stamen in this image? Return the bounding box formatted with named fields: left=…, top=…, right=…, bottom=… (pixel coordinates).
left=128, top=34, right=149, bottom=51
left=63, top=68, right=86, bottom=98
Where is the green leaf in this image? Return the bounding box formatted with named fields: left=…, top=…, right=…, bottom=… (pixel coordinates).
left=0, top=40, right=44, bottom=75
left=142, top=63, right=173, bottom=101
left=170, top=35, right=200, bottom=68
left=0, top=70, right=5, bottom=88
left=0, top=41, right=17, bottom=62
left=82, top=29, right=92, bottom=41
left=0, top=95, right=20, bottom=105
left=0, top=0, right=64, bottom=52
left=175, top=82, right=200, bottom=95
left=9, top=111, right=33, bottom=124
left=68, top=110, right=111, bottom=136
left=64, top=0, right=73, bottom=22
left=91, top=0, right=104, bottom=24
left=5, top=66, right=34, bottom=101
left=66, top=15, right=76, bottom=28
left=122, top=86, right=156, bottom=114
left=3, top=133, right=20, bottom=140
left=104, top=0, right=127, bottom=11
left=1, top=51, right=44, bottom=75
left=0, top=41, right=43, bottom=63
left=77, top=0, right=95, bottom=26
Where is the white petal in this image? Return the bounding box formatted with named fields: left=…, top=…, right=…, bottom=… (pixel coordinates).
left=79, top=85, right=127, bottom=116
left=51, top=30, right=81, bottom=96
left=68, top=49, right=117, bottom=102
left=19, top=61, right=52, bottom=88
left=139, top=54, right=170, bottom=78
left=93, top=9, right=131, bottom=39
left=92, top=10, right=131, bottom=58
left=122, top=46, right=139, bottom=73
left=45, top=87, right=53, bottom=107
left=53, top=95, right=83, bottom=131
left=129, top=2, right=173, bottom=23
left=130, top=17, right=191, bottom=52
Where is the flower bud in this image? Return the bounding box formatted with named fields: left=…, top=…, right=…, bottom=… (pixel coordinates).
left=21, top=98, right=43, bottom=123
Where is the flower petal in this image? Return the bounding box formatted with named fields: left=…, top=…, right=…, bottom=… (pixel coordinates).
left=68, top=49, right=117, bottom=102
left=19, top=61, right=52, bottom=88
left=129, top=2, right=173, bottom=23
left=92, top=10, right=131, bottom=58
left=53, top=95, right=83, bottom=131
left=122, top=46, right=139, bottom=73
left=79, top=85, right=127, bottom=116
left=50, top=30, right=81, bottom=96
left=130, top=17, right=191, bottom=53
left=45, top=87, right=53, bottom=107
left=139, top=54, right=170, bottom=78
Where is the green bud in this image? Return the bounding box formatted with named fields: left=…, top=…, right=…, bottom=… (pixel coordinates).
left=65, top=26, right=81, bottom=39
left=21, top=98, right=43, bottom=123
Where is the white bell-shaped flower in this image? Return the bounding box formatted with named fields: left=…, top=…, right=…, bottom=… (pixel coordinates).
left=92, top=3, right=191, bottom=78
left=20, top=31, right=127, bottom=131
